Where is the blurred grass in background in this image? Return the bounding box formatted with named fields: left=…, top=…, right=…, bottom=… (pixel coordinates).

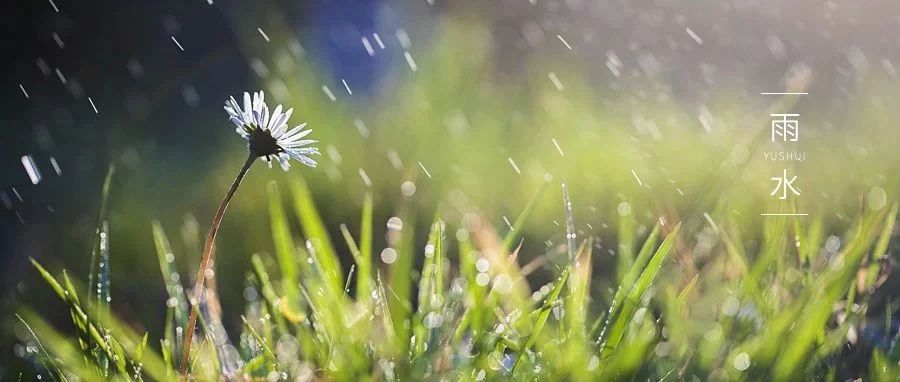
left=7, top=6, right=900, bottom=381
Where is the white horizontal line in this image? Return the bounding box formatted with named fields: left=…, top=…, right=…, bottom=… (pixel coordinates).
left=760, top=92, right=808, bottom=95
left=761, top=213, right=809, bottom=216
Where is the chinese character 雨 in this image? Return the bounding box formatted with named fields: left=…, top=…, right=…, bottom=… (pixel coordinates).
left=770, top=169, right=801, bottom=200
left=771, top=113, right=799, bottom=142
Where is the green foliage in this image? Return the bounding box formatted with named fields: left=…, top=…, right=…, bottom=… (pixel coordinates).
left=11, top=11, right=900, bottom=382
left=17, top=182, right=900, bottom=381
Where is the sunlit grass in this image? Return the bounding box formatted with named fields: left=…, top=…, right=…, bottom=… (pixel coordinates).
left=16, top=178, right=900, bottom=380
left=10, top=10, right=900, bottom=382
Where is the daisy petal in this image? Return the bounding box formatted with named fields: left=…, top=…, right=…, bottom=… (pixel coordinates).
left=280, top=124, right=311, bottom=140
left=288, top=147, right=320, bottom=155
left=252, top=110, right=263, bottom=127
left=268, top=105, right=284, bottom=135
left=277, top=153, right=291, bottom=171
left=286, top=151, right=317, bottom=167
left=281, top=139, right=316, bottom=148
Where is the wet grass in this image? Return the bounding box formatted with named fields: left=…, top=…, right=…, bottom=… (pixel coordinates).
left=9, top=11, right=900, bottom=382
left=15, top=178, right=900, bottom=380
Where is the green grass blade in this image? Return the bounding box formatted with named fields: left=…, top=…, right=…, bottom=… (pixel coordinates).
left=289, top=176, right=343, bottom=293
left=599, top=222, right=660, bottom=343
left=773, top=204, right=897, bottom=379
left=512, top=266, right=570, bottom=373
left=616, top=200, right=636, bottom=282
left=599, top=223, right=680, bottom=361
left=502, top=179, right=549, bottom=252
left=387, top=209, right=415, bottom=350
left=249, top=254, right=290, bottom=335
left=267, top=181, right=302, bottom=318
left=357, top=192, right=374, bottom=300
left=567, top=238, right=593, bottom=338
left=88, top=165, right=115, bottom=307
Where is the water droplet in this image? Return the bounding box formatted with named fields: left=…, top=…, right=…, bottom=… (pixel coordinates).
left=475, top=258, right=490, bottom=273
left=493, top=274, right=513, bottom=294
left=617, top=202, right=632, bottom=216
left=475, top=272, right=490, bottom=286
left=381, top=248, right=398, bottom=264
left=721, top=296, right=741, bottom=316
left=401, top=181, right=416, bottom=196
left=867, top=186, right=887, bottom=211
left=424, top=312, right=443, bottom=328
left=387, top=217, right=403, bottom=231
left=733, top=352, right=751, bottom=371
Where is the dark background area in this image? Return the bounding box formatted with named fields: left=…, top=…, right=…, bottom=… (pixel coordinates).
left=3, top=0, right=900, bottom=379
left=0, top=1, right=411, bottom=377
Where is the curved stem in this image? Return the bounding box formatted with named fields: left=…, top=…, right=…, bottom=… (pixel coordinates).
left=180, top=153, right=256, bottom=375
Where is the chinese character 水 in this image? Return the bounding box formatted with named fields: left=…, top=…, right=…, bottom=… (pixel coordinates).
left=770, top=169, right=801, bottom=200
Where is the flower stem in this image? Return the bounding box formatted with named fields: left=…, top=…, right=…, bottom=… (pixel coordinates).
left=180, top=153, right=256, bottom=375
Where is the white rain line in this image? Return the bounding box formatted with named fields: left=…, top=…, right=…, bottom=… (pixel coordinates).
left=358, top=168, right=372, bottom=187
left=502, top=216, right=514, bottom=231
left=761, top=213, right=809, bottom=216
left=88, top=97, right=99, bottom=114
left=703, top=212, right=719, bottom=233
left=508, top=157, right=522, bottom=174
left=48, top=0, right=59, bottom=12
left=341, top=79, right=352, bottom=95
left=396, top=29, right=411, bottom=49
left=699, top=114, right=712, bottom=133
left=55, top=68, right=67, bottom=84
left=557, top=34, right=573, bottom=50
left=326, top=144, right=342, bottom=165
left=373, top=33, right=385, bottom=49
left=50, top=157, right=62, bottom=175
left=354, top=119, right=370, bottom=138
left=321, top=85, right=337, bottom=102
left=760, top=92, right=808, bottom=95
left=37, top=58, right=50, bottom=76
left=257, top=28, right=271, bottom=42
left=361, top=37, right=375, bottom=56
left=404, top=51, right=418, bottom=72
left=21, top=155, right=42, bottom=185
left=19, top=84, right=29, bottom=99
left=685, top=27, right=703, bottom=45
left=52, top=32, right=65, bottom=48
left=11, top=187, right=22, bottom=202
left=630, top=169, right=643, bottom=186
left=548, top=72, right=564, bottom=90
left=551, top=138, right=564, bottom=156
left=387, top=150, right=402, bottom=169
left=171, top=36, right=184, bottom=51
left=417, top=161, right=432, bottom=178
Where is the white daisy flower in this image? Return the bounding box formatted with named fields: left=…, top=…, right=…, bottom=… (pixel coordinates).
left=183, top=90, right=321, bottom=373
left=224, top=90, right=319, bottom=170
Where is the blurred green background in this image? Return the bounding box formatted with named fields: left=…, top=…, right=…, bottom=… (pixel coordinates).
left=3, top=0, right=900, bottom=379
